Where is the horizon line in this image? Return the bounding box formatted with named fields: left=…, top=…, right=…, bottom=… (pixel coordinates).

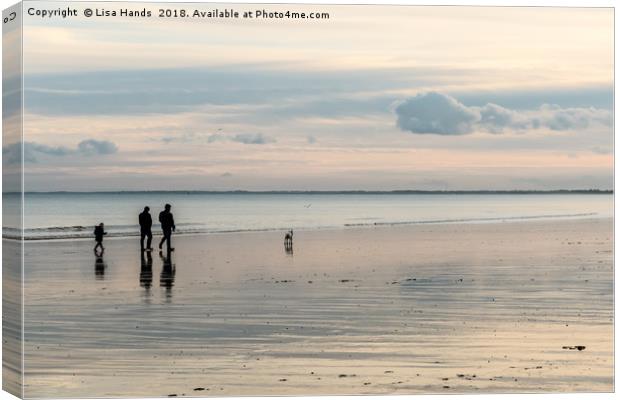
left=12, top=189, right=614, bottom=195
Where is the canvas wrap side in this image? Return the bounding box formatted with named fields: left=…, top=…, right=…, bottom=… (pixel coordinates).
left=3, top=2, right=24, bottom=398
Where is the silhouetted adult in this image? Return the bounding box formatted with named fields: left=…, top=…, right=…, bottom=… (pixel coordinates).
left=139, top=206, right=153, bottom=251
left=158, top=204, right=176, bottom=252
left=93, top=223, right=107, bottom=252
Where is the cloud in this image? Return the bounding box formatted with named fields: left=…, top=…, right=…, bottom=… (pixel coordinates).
left=25, top=142, right=73, bottom=159
left=2, top=139, right=117, bottom=164
left=158, top=131, right=226, bottom=144
left=160, top=134, right=191, bottom=143
left=206, top=133, right=226, bottom=143
left=207, top=132, right=275, bottom=145
left=394, top=92, right=479, bottom=135
left=231, top=133, right=275, bottom=145
left=77, top=139, right=118, bottom=155
left=590, top=146, right=612, bottom=155
left=3, top=142, right=73, bottom=164
left=394, top=92, right=612, bottom=135
left=22, top=66, right=485, bottom=117
left=478, top=103, right=530, bottom=133
left=538, top=104, right=611, bottom=131
left=2, top=143, right=21, bottom=164
left=157, top=132, right=276, bottom=145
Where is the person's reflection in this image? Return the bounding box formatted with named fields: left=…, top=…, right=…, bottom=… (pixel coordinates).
left=94, top=248, right=106, bottom=279
left=140, top=251, right=153, bottom=289
left=159, top=249, right=175, bottom=301
left=284, top=241, right=294, bottom=256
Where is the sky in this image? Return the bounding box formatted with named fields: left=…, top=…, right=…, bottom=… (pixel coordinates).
left=8, top=3, right=614, bottom=191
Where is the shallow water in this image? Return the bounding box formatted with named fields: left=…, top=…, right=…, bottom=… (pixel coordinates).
left=8, top=192, right=613, bottom=239
left=21, top=218, right=613, bottom=397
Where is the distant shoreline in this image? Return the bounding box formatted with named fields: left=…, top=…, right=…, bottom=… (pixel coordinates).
left=11, top=189, right=615, bottom=195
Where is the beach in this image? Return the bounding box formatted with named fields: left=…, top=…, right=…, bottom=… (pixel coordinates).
left=21, top=217, right=613, bottom=397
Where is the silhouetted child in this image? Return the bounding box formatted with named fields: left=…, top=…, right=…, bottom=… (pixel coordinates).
left=94, top=223, right=107, bottom=252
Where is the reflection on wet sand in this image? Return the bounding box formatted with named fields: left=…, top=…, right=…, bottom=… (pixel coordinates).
left=284, top=242, right=293, bottom=256
left=159, top=250, right=175, bottom=301
left=140, top=251, right=153, bottom=289
left=140, top=251, right=153, bottom=304
left=23, top=219, right=612, bottom=398
left=94, top=249, right=106, bottom=279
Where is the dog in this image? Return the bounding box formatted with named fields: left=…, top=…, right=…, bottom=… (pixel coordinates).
left=284, top=229, right=293, bottom=247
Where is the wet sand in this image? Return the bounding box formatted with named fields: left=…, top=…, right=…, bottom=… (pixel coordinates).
left=22, top=218, right=613, bottom=397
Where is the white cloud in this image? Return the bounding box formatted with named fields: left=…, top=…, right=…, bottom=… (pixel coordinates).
left=394, top=92, right=479, bottom=135
left=395, top=92, right=612, bottom=135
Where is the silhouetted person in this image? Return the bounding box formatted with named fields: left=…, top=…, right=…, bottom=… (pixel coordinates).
left=93, top=223, right=107, bottom=252
left=158, top=204, right=175, bottom=252
left=140, top=251, right=153, bottom=289
left=139, top=206, right=153, bottom=251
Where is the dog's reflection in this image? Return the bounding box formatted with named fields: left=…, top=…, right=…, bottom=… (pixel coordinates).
left=284, top=229, right=294, bottom=256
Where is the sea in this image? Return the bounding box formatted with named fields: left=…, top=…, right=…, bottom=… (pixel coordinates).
left=2, top=192, right=613, bottom=240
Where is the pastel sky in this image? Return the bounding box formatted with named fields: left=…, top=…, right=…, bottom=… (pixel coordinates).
left=11, top=3, right=614, bottom=191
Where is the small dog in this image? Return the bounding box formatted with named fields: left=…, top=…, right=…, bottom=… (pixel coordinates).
left=284, top=229, right=293, bottom=247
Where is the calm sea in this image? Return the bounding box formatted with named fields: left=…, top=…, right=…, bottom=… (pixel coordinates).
left=2, top=192, right=613, bottom=240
